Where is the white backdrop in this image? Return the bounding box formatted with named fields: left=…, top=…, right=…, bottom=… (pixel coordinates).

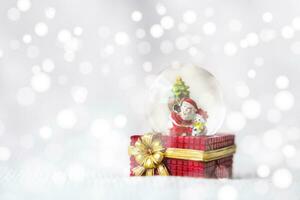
left=0, top=0, right=299, bottom=199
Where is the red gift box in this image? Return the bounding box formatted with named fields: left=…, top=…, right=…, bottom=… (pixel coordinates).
left=129, top=133, right=235, bottom=178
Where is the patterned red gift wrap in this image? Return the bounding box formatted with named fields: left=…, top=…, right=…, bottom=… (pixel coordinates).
left=129, top=133, right=235, bottom=178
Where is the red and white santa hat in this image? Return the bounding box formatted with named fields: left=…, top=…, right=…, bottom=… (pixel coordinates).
left=180, top=98, right=198, bottom=110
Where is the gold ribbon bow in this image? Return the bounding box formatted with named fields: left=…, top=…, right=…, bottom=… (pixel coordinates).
left=128, top=134, right=169, bottom=176
left=128, top=134, right=236, bottom=176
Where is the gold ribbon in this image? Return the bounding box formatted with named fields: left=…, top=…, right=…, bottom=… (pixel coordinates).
left=128, top=134, right=236, bottom=176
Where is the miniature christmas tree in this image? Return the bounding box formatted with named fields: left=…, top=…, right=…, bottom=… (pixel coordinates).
left=172, top=76, right=190, bottom=100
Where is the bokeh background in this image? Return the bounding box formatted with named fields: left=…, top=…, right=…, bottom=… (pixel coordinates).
left=0, top=0, right=299, bottom=199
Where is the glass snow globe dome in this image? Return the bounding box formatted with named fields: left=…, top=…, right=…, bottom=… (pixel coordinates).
left=146, top=64, right=226, bottom=135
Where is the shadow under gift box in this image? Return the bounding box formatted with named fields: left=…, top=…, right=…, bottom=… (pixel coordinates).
left=129, top=133, right=236, bottom=178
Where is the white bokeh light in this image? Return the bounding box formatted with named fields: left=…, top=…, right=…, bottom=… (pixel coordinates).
left=161, top=16, right=175, bottom=30
left=257, top=164, right=270, bottom=178
left=27, top=45, right=39, bottom=58
left=175, top=36, right=190, bottom=50
left=218, top=185, right=238, bottom=200
left=142, top=61, right=152, bottom=72
left=272, top=168, right=293, bottom=189
left=131, top=10, right=142, bottom=22
left=247, top=69, right=256, bottom=79
left=291, top=41, right=300, bottom=55
left=156, top=3, right=166, bottom=15
left=274, top=90, right=294, bottom=111
left=57, top=109, right=77, bottom=129
left=246, top=32, right=259, bottom=46
left=183, top=10, right=197, bottom=24
left=17, top=87, right=36, bottom=106
left=114, top=32, right=130, bottom=45
left=203, top=22, right=216, bottom=35
left=292, top=17, right=300, bottom=30
left=224, top=42, right=237, bottom=56
left=113, top=114, right=127, bottom=128
left=150, top=24, right=164, bottom=38
left=262, top=12, right=273, bottom=23
left=135, top=28, right=146, bottom=39
left=73, top=26, right=83, bottom=36
left=282, top=144, right=296, bottom=158
left=57, top=29, right=72, bottom=43
left=0, top=146, right=11, bottom=161
left=17, top=0, right=31, bottom=12
left=45, top=7, right=56, bottom=19
left=22, top=34, right=32, bottom=44
left=34, top=22, right=48, bottom=37
left=235, top=82, right=250, bottom=98
left=275, top=75, right=289, bottom=89
left=226, top=111, right=246, bottom=132
left=281, top=26, right=294, bottom=39
left=241, top=99, right=261, bottom=119
left=30, top=72, right=51, bottom=92
left=39, top=126, right=52, bottom=139
left=7, top=7, right=20, bottom=21
left=71, top=86, right=88, bottom=104
left=42, top=58, right=55, bottom=72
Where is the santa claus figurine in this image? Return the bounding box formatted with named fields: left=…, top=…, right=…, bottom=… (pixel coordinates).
left=169, top=98, right=208, bottom=136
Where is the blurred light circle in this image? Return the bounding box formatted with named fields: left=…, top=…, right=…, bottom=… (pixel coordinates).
left=17, top=0, right=31, bottom=12
left=131, top=10, right=142, bottom=22
left=142, top=61, right=152, bottom=72
left=226, top=111, right=246, bottom=132
left=189, top=47, right=198, bottom=56
left=263, top=129, right=282, bottom=149
left=57, top=29, right=72, bottom=43
left=203, top=22, right=216, bottom=35
left=175, top=36, right=190, bottom=50
left=228, top=19, right=242, bottom=32
left=274, top=90, right=294, bottom=111
left=17, top=87, right=36, bottom=106
left=114, top=32, right=130, bottom=45
left=45, top=7, right=56, bottom=19
left=241, top=99, right=261, bottom=119
left=218, top=185, right=238, bottom=200
left=7, top=7, right=20, bottom=21
left=114, top=114, right=127, bottom=128
left=267, top=109, right=281, bottom=123
left=135, top=28, right=146, bottom=39
left=22, top=34, right=32, bottom=44
left=31, top=72, right=51, bottom=92
left=292, top=17, right=300, bottom=30
left=183, top=10, right=197, bottom=24
left=156, top=3, right=166, bottom=15
left=262, top=12, right=273, bottom=23
left=246, top=32, right=259, bottom=46
left=282, top=144, right=296, bottom=158
left=275, top=75, right=289, bottom=89
left=146, top=65, right=226, bottom=135
left=150, top=24, right=164, bottom=38
left=57, top=109, right=77, bottom=129
left=34, top=22, right=48, bottom=37
left=235, top=82, right=250, bottom=98
left=161, top=16, right=174, bottom=30
left=42, top=58, right=55, bottom=72
left=90, top=118, right=111, bottom=138
left=224, top=42, right=237, bottom=56
left=247, top=69, right=256, bottom=79
left=272, top=168, right=293, bottom=189
left=71, top=86, right=88, bottom=104
left=73, top=26, right=83, bottom=36
left=260, top=29, right=276, bottom=42
left=39, top=126, right=52, bottom=139
left=257, top=164, right=270, bottom=178
left=27, top=45, right=39, bottom=58
left=281, top=26, right=294, bottom=39
left=0, top=146, right=11, bottom=161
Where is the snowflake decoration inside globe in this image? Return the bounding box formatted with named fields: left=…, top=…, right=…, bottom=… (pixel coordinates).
left=146, top=65, right=226, bottom=135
